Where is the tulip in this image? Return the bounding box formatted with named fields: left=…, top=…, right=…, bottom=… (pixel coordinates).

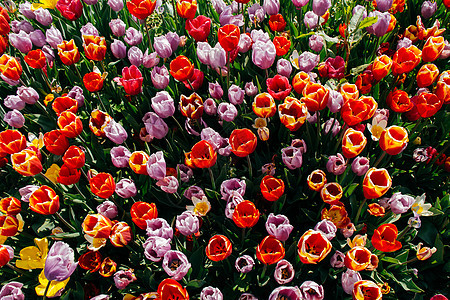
left=278, top=97, right=308, bottom=131
left=108, top=0, right=124, bottom=11
left=342, top=128, right=367, bottom=159
left=269, top=287, right=302, bottom=300
left=274, top=259, right=294, bottom=284
left=320, top=183, right=343, bottom=204
left=185, top=15, right=211, bottom=42
left=386, top=89, right=413, bottom=112
left=97, top=200, right=118, bottom=219
left=379, top=126, right=408, bottom=155
left=57, top=164, right=81, bottom=185
left=229, top=129, right=257, bottom=157
left=57, top=39, right=80, bottom=66
left=170, top=55, right=194, bottom=82
left=387, top=192, right=415, bottom=214
left=176, top=0, right=197, bottom=19
left=11, top=148, right=43, bottom=177
left=127, top=0, right=157, bottom=19
left=252, top=40, right=277, bottom=69
left=269, top=14, right=286, bottom=32
left=44, top=241, right=77, bottom=281
left=4, top=110, right=25, bottom=128
left=0, top=215, right=19, bottom=236
left=10, top=31, right=32, bottom=54
left=151, top=66, right=170, bottom=89
left=176, top=211, right=199, bottom=236
left=363, top=168, right=392, bottom=199
left=57, top=111, right=83, bottom=138
left=110, top=146, right=131, bottom=168
left=104, top=120, right=128, bottom=144
left=56, top=0, right=83, bottom=21
left=109, top=221, right=132, bottom=247
left=43, top=130, right=68, bottom=155
left=392, top=45, right=422, bottom=75
left=128, top=46, right=143, bottom=66
left=307, top=169, right=327, bottom=191
left=330, top=250, right=345, bottom=268
left=146, top=217, right=173, bottom=240
left=20, top=2, right=35, bottom=18
left=111, top=39, right=127, bottom=59
left=124, top=27, right=143, bottom=46
left=143, top=50, right=159, bottom=68
left=128, top=151, right=149, bottom=175
left=344, top=246, right=372, bottom=271
left=273, top=36, right=291, bottom=56
left=371, top=224, right=402, bottom=252
left=233, top=200, right=260, bottom=228
left=0, top=55, right=22, bottom=85
left=326, top=153, right=347, bottom=175
left=366, top=11, right=390, bottom=37
left=342, top=269, right=362, bottom=294
left=78, top=250, right=102, bottom=272
left=0, top=197, right=21, bottom=215
left=256, top=235, right=285, bottom=265
left=218, top=24, right=240, bottom=52
left=200, top=287, right=223, bottom=300
left=277, top=58, right=293, bottom=77
left=351, top=156, right=370, bottom=176
left=114, top=269, right=137, bottom=289
left=217, top=103, right=238, bottom=122
left=120, top=65, right=144, bottom=95
left=416, top=64, right=439, bottom=88
left=157, top=278, right=189, bottom=299
left=304, top=11, right=319, bottom=29
left=205, top=234, right=232, bottom=261
left=421, top=1, right=437, bottom=18
left=245, top=82, right=258, bottom=96
left=238, top=33, right=252, bottom=53
left=90, top=173, right=116, bottom=199
left=267, top=75, right=292, bottom=101
left=281, top=146, right=303, bottom=170
left=130, top=201, right=157, bottom=229
left=83, top=71, right=104, bottom=93
left=309, top=34, right=324, bottom=52
left=302, top=82, right=329, bottom=112
left=4, top=95, right=26, bottom=110
left=0, top=282, right=25, bottom=299
left=422, top=36, right=445, bottom=62
left=260, top=175, right=285, bottom=202
left=109, top=19, right=126, bottom=37
left=252, top=93, right=276, bottom=119
left=143, top=236, right=171, bottom=262
left=17, top=86, right=39, bottom=104
left=263, top=0, right=280, bottom=15
left=115, top=179, right=137, bottom=198
left=300, top=281, right=324, bottom=300
left=154, top=35, right=173, bottom=58
left=312, top=0, right=331, bottom=16
left=234, top=255, right=254, bottom=273
left=297, top=229, right=332, bottom=264
left=228, top=84, right=245, bottom=105
left=162, top=250, right=191, bottom=281
left=352, top=280, right=382, bottom=300
left=341, top=96, right=378, bottom=126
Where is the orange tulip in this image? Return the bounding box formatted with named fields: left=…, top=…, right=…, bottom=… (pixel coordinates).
left=379, top=126, right=408, bottom=155
left=176, top=0, right=197, bottom=19
left=345, top=246, right=372, bottom=271
left=82, top=35, right=107, bottom=61
left=256, top=235, right=285, bottom=265
left=189, top=140, right=217, bottom=169
left=205, top=234, right=232, bottom=261
left=232, top=200, right=260, bottom=228
left=320, top=182, right=343, bottom=204
left=342, top=128, right=367, bottom=159
left=90, top=173, right=116, bottom=199
left=158, top=278, right=189, bottom=300
left=78, top=250, right=102, bottom=272
left=307, top=169, right=327, bottom=191
left=371, top=224, right=402, bottom=252
left=321, top=205, right=350, bottom=229
left=0, top=7, right=10, bottom=36
left=297, top=229, right=332, bottom=264
left=89, top=109, right=112, bottom=137
left=0, top=54, right=22, bottom=82
left=99, top=257, right=117, bottom=277
left=422, top=36, right=445, bottom=62
left=82, top=213, right=112, bottom=238
left=273, top=36, right=291, bottom=56
left=416, top=64, right=439, bottom=87
left=352, top=280, right=382, bottom=300
left=179, top=92, right=204, bottom=119
left=386, top=89, right=413, bottom=113
left=367, top=203, right=385, bottom=217
left=0, top=197, right=21, bottom=215
left=0, top=129, right=26, bottom=154
left=57, top=164, right=81, bottom=185
left=391, top=45, right=422, bottom=75
left=57, top=111, right=83, bottom=138
left=43, top=130, right=69, bottom=155
left=24, top=49, right=46, bottom=69
left=229, top=128, right=257, bottom=157
left=0, top=215, right=19, bottom=236
left=109, top=221, right=132, bottom=247
left=260, top=175, right=285, bottom=202
left=252, top=93, right=276, bottom=118
left=57, top=40, right=80, bottom=66
left=404, top=25, right=419, bottom=43
left=278, top=96, right=308, bottom=131
left=29, top=186, right=60, bottom=215
left=0, top=245, right=12, bottom=267
left=340, top=83, right=359, bottom=103
left=83, top=71, right=104, bottom=92
left=52, top=96, right=78, bottom=116
left=386, top=14, right=396, bottom=33
left=269, top=14, right=287, bottom=32
left=130, top=201, right=158, bottom=229
left=170, top=55, right=194, bottom=82
left=11, top=148, right=43, bottom=176
left=435, top=73, right=450, bottom=104
left=341, top=96, right=378, bottom=126
left=126, top=0, right=157, bottom=19
left=362, top=168, right=392, bottom=199
left=416, top=92, right=443, bottom=118
left=302, top=82, right=329, bottom=112
left=372, top=55, right=392, bottom=82
left=62, top=145, right=85, bottom=169
left=292, top=71, right=311, bottom=94
left=129, top=151, right=150, bottom=175
left=217, top=24, right=240, bottom=52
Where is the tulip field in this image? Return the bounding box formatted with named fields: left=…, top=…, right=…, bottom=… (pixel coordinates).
left=0, top=0, right=449, bottom=298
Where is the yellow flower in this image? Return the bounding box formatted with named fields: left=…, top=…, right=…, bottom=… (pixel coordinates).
left=84, top=234, right=107, bottom=251
left=347, top=234, right=367, bottom=248
left=0, top=235, right=7, bottom=244
left=44, top=164, right=61, bottom=184
left=44, top=94, right=54, bottom=106
left=16, top=238, right=48, bottom=269
left=186, top=196, right=211, bottom=217
left=367, top=118, right=387, bottom=141
left=35, top=269, right=70, bottom=298
left=411, top=193, right=433, bottom=216
left=28, top=132, right=44, bottom=149
left=31, top=0, right=58, bottom=10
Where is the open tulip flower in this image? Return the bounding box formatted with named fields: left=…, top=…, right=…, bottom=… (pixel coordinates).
left=0, top=0, right=448, bottom=298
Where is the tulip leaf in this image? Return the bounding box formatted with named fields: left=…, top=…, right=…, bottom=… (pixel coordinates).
left=358, top=16, right=378, bottom=30
left=348, top=7, right=365, bottom=34
left=48, top=232, right=80, bottom=239
left=186, top=279, right=206, bottom=288
left=397, top=278, right=424, bottom=293
left=381, top=256, right=401, bottom=264
left=344, top=183, right=359, bottom=197
left=350, top=64, right=370, bottom=76
left=294, top=31, right=315, bottom=39
left=395, top=249, right=409, bottom=263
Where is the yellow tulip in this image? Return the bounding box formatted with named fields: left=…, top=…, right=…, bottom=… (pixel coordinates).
left=31, top=0, right=58, bottom=10
left=16, top=238, right=48, bottom=269
left=44, top=164, right=61, bottom=184
left=35, top=269, right=70, bottom=298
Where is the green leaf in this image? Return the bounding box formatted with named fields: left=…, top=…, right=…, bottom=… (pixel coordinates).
left=344, top=183, right=359, bottom=197
left=381, top=256, right=401, bottom=264
left=397, top=278, right=424, bottom=293
left=350, top=64, right=371, bottom=76
left=186, top=279, right=206, bottom=288
left=48, top=232, right=80, bottom=239
left=358, top=16, right=378, bottom=30
left=348, top=7, right=364, bottom=33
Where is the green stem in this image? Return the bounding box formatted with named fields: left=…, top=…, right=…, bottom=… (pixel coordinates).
left=354, top=198, right=367, bottom=224
left=260, top=264, right=268, bottom=279
left=43, top=280, right=51, bottom=300
left=55, top=212, right=76, bottom=232
left=372, top=151, right=387, bottom=168
left=226, top=51, right=231, bottom=92
left=247, top=155, right=253, bottom=179
left=208, top=168, right=216, bottom=190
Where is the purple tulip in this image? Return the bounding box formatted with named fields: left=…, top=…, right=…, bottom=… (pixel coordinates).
left=114, top=270, right=136, bottom=289
left=330, top=250, right=345, bottom=268
left=156, top=176, right=179, bottom=193
left=252, top=40, right=276, bottom=69
left=218, top=138, right=232, bottom=157
left=124, top=27, right=143, bottom=46
left=10, top=31, right=32, bottom=53
left=42, top=45, right=55, bottom=64
left=201, top=287, right=223, bottom=300
left=97, top=200, right=118, bottom=219
left=366, top=11, right=391, bottom=37
left=177, top=164, right=193, bottom=183
left=212, top=0, right=226, bottom=14
left=274, top=260, right=295, bottom=284
left=146, top=151, right=166, bottom=180
left=293, top=0, right=309, bottom=9
left=44, top=241, right=77, bottom=282
left=34, top=8, right=52, bottom=26
left=281, top=146, right=303, bottom=170
left=300, top=281, right=324, bottom=300
left=209, top=82, right=224, bottom=100
left=143, top=236, right=171, bottom=262
left=251, top=29, right=270, bottom=43
left=166, top=32, right=180, bottom=52
left=146, top=218, right=173, bottom=239
left=299, top=51, right=320, bottom=73
left=351, top=156, right=370, bottom=176
left=248, top=3, right=265, bottom=23
left=209, top=43, right=227, bottom=69
left=225, top=193, right=244, bottom=218
left=143, top=50, right=159, bottom=68
left=220, top=7, right=244, bottom=27
left=128, top=46, right=143, bottom=66
left=143, top=112, right=168, bottom=139
left=265, top=213, right=293, bottom=241
left=388, top=192, right=415, bottom=214
left=314, top=219, right=337, bottom=240
left=341, top=269, right=362, bottom=294
left=67, top=86, right=84, bottom=107
left=201, top=128, right=223, bottom=150
left=220, top=178, right=246, bottom=201
left=0, top=282, right=25, bottom=300
left=29, top=30, right=46, bottom=47
left=421, top=1, right=437, bottom=18
left=45, top=26, right=62, bottom=48
left=151, top=91, right=175, bottom=118
left=277, top=58, right=292, bottom=77
left=269, top=287, right=302, bottom=300
left=291, top=139, right=307, bottom=154
left=309, top=34, right=324, bottom=52
left=17, top=85, right=39, bottom=104
left=235, top=255, right=255, bottom=273
left=19, top=2, right=35, bottom=19
left=109, top=19, right=126, bottom=37
left=438, top=40, right=450, bottom=60
left=162, top=250, right=191, bottom=281
left=238, top=33, right=252, bottom=53
left=197, top=42, right=212, bottom=65
left=263, top=0, right=280, bottom=15
left=239, top=294, right=258, bottom=300
left=108, top=0, right=124, bottom=11
left=4, top=109, right=25, bottom=128
left=245, top=82, right=258, bottom=96
left=19, top=185, right=39, bottom=202
left=154, top=35, right=173, bottom=58
left=322, top=118, right=341, bottom=137
left=151, top=66, right=170, bottom=89
left=204, top=98, right=217, bottom=116
left=4, top=95, right=26, bottom=110
left=110, top=146, right=132, bottom=168
left=110, top=39, right=127, bottom=59
left=304, top=11, right=319, bottom=29
left=308, top=113, right=318, bottom=124
left=353, top=5, right=367, bottom=19
left=184, top=186, right=205, bottom=201
left=80, top=23, right=99, bottom=36
left=115, top=178, right=137, bottom=198
left=176, top=211, right=199, bottom=236
left=340, top=223, right=356, bottom=238
left=326, top=153, right=347, bottom=175
left=376, top=0, right=393, bottom=12
left=228, top=84, right=245, bottom=105
left=218, top=103, right=238, bottom=122
left=10, top=21, right=32, bottom=35
left=104, top=120, right=128, bottom=144
left=413, top=148, right=428, bottom=162
left=327, top=89, right=344, bottom=112
left=312, top=0, right=331, bottom=16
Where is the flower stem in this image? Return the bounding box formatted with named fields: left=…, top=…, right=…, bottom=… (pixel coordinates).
left=226, top=51, right=231, bottom=92
left=354, top=198, right=367, bottom=224
left=372, top=151, right=387, bottom=168
left=55, top=212, right=76, bottom=232
left=208, top=168, right=216, bottom=190
left=43, top=280, right=51, bottom=300
left=247, top=155, right=253, bottom=179
left=260, top=264, right=267, bottom=279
